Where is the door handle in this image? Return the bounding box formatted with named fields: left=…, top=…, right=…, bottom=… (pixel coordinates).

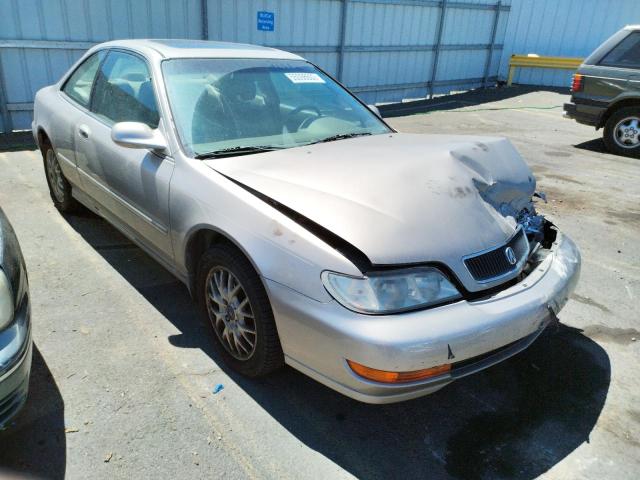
left=78, top=125, right=90, bottom=139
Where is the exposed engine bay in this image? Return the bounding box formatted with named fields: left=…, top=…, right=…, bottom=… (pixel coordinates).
left=516, top=195, right=559, bottom=282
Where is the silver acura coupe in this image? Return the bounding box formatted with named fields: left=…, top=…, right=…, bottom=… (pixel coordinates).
left=32, top=40, right=580, bottom=403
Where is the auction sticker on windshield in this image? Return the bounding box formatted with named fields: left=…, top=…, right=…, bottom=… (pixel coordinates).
left=284, top=72, right=325, bottom=84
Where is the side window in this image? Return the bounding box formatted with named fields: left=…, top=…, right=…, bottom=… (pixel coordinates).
left=91, top=51, right=160, bottom=128
left=62, top=51, right=105, bottom=107
left=600, top=31, right=640, bottom=69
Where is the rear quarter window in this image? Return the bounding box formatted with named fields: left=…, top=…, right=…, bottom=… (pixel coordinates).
left=62, top=51, right=105, bottom=107
left=599, top=31, right=640, bottom=69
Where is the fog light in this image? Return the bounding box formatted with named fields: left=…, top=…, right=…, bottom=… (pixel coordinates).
left=347, top=359, right=451, bottom=384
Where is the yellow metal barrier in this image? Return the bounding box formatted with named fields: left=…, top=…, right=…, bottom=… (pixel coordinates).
left=507, top=54, right=583, bottom=86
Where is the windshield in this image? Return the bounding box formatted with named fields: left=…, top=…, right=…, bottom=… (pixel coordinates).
left=161, top=58, right=390, bottom=157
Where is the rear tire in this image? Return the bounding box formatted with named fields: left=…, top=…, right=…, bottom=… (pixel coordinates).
left=196, top=243, right=284, bottom=377
left=41, top=140, right=81, bottom=212
left=603, top=106, right=640, bottom=158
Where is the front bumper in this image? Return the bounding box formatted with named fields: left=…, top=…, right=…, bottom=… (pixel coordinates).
left=0, top=295, right=32, bottom=427
left=266, top=231, right=580, bottom=404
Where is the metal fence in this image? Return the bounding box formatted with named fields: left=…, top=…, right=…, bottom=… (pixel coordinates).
left=0, top=0, right=510, bottom=133
left=0, top=0, right=203, bottom=133
left=207, top=0, right=510, bottom=104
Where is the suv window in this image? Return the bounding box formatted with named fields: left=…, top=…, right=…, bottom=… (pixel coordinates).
left=62, top=51, right=105, bottom=107
left=600, top=31, right=640, bottom=69
left=91, top=51, right=160, bottom=128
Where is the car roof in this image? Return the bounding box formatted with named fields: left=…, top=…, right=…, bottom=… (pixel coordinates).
left=96, top=39, right=304, bottom=61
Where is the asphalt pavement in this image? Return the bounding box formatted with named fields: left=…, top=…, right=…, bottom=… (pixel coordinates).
left=0, top=86, right=638, bottom=479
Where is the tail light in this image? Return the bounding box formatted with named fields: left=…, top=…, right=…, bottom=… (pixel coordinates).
left=571, top=73, right=583, bottom=92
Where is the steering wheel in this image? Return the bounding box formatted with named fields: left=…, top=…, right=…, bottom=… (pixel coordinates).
left=286, top=105, right=322, bottom=131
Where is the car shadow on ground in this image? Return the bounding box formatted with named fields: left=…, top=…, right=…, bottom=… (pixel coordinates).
left=0, top=345, right=66, bottom=480
left=0, top=132, right=37, bottom=153
left=378, top=85, right=569, bottom=118
left=573, top=138, right=608, bottom=154
left=65, top=210, right=611, bottom=480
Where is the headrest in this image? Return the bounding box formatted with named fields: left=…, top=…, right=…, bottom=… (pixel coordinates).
left=217, top=73, right=256, bottom=102
left=137, top=81, right=155, bottom=109
left=110, top=80, right=135, bottom=97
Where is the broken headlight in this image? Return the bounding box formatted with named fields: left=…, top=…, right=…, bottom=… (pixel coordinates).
left=321, top=267, right=461, bottom=314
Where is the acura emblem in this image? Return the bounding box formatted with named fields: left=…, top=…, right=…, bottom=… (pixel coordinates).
left=505, top=247, right=517, bottom=265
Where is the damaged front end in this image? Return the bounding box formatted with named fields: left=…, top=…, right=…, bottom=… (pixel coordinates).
left=516, top=189, right=550, bottom=244
left=459, top=186, right=565, bottom=302
left=511, top=193, right=574, bottom=305
left=207, top=132, right=576, bottom=303
left=517, top=213, right=560, bottom=279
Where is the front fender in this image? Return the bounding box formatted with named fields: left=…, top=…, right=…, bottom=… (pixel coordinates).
left=170, top=158, right=362, bottom=303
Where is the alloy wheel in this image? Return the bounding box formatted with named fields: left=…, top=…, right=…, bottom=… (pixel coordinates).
left=613, top=116, right=640, bottom=149
left=205, top=266, right=257, bottom=360
left=46, top=149, right=66, bottom=202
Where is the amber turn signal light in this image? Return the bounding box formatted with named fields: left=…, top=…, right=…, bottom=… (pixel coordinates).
left=347, top=359, right=451, bottom=384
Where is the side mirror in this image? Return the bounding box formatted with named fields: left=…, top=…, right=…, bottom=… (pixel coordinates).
left=368, top=104, right=382, bottom=118
left=111, top=122, right=168, bottom=154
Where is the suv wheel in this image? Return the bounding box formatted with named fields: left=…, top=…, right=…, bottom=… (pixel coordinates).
left=603, top=107, right=640, bottom=158
left=196, top=243, right=284, bottom=377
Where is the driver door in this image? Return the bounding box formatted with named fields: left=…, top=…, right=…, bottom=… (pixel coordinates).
left=75, top=49, right=174, bottom=260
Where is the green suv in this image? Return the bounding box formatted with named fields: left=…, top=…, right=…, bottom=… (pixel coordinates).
left=564, top=25, right=640, bottom=157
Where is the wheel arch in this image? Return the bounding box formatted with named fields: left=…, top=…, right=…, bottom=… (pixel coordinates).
left=598, top=97, right=640, bottom=129
left=36, top=127, right=51, bottom=152
left=183, top=224, right=266, bottom=298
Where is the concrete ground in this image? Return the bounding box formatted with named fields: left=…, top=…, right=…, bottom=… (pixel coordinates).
left=0, top=87, right=638, bottom=479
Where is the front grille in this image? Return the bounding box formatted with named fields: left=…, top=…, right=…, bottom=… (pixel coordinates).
left=464, top=228, right=529, bottom=282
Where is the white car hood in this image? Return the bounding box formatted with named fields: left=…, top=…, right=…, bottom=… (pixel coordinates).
left=207, top=133, right=535, bottom=283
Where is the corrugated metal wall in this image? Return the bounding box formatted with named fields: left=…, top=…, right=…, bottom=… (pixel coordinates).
left=207, top=0, right=344, bottom=82
left=1, top=0, right=636, bottom=133
left=0, top=0, right=510, bottom=132
left=499, top=0, right=640, bottom=87
left=207, top=0, right=510, bottom=105
left=0, top=0, right=203, bottom=133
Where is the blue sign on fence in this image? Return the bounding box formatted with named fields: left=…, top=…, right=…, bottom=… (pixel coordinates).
left=257, top=11, right=274, bottom=31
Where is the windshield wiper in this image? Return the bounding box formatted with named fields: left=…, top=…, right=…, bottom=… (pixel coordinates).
left=308, top=132, right=372, bottom=145
left=195, top=145, right=283, bottom=159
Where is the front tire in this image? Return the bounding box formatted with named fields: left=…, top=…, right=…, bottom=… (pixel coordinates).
left=42, top=141, right=80, bottom=212
left=603, top=106, right=640, bottom=158
left=196, top=244, right=284, bottom=377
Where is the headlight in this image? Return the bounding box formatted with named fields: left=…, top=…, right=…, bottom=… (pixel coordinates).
left=321, top=267, right=461, bottom=314
left=0, top=269, right=14, bottom=330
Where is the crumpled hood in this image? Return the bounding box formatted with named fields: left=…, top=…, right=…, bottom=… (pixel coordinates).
left=207, top=133, right=535, bottom=284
